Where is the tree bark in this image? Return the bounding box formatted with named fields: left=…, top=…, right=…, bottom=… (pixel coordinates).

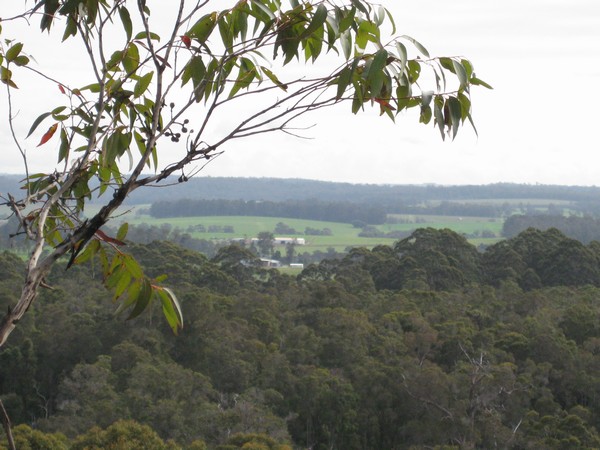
left=0, top=398, right=16, bottom=450
left=0, top=273, right=44, bottom=348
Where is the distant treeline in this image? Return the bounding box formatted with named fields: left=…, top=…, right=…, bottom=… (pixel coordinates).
left=3, top=174, right=600, bottom=208
left=147, top=197, right=545, bottom=222
left=503, top=214, right=600, bottom=243
left=126, top=177, right=600, bottom=206
left=149, top=198, right=387, bottom=224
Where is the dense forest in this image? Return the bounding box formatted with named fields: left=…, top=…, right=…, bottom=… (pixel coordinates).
left=3, top=227, right=600, bottom=448
left=149, top=199, right=387, bottom=225
left=503, top=214, right=600, bottom=243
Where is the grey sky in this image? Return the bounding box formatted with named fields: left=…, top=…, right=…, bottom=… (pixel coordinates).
left=1, top=1, right=599, bottom=186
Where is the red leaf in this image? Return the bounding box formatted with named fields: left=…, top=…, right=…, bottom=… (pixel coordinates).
left=36, top=124, right=58, bottom=147
left=58, top=84, right=66, bottom=94
left=95, top=229, right=126, bottom=246
left=181, top=35, right=191, bottom=48
left=373, top=98, right=396, bottom=111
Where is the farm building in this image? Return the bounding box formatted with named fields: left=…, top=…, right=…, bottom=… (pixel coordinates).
left=273, top=237, right=306, bottom=246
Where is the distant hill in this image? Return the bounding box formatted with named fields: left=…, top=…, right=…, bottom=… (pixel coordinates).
left=2, top=174, right=600, bottom=212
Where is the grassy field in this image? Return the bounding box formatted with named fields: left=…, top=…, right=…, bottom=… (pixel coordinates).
left=385, top=214, right=502, bottom=234
left=98, top=208, right=504, bottom=253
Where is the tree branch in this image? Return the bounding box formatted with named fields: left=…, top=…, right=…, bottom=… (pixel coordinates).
left=0, top=397, right=15, bottom=450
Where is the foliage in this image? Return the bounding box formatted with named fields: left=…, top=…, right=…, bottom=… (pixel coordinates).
left=503, top=214, right=600, bottom=243
left=0, top=424, right=68, bottom=450
left=4, top=227, right=600, bottom=447
left=70, top=419, right=178, bottom=450
left=0, top=0, right=489, bottom=352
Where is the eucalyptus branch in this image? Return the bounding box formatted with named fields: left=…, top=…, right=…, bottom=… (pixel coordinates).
left=5, top=84, right=30, bottom=195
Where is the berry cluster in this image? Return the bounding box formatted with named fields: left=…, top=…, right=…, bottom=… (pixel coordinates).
left=164, top=102, right=191, bottom=143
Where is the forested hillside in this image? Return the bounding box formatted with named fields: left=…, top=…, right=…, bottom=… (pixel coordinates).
left=3, top=175, right=600, bottom=211
left=3, top=227, right=600, bottom=448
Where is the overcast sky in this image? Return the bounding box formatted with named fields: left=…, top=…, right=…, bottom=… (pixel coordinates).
left=2, top=1, right=600, bottom=186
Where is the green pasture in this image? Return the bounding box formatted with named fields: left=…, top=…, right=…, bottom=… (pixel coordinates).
left=104, top=210, right=505, bottom=253
left=385, top=214, right=503, bottom=235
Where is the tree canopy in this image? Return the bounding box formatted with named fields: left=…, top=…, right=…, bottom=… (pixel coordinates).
left=0, top=2, right=490, bottom=445
left=3, top=229, right=600, bottom=448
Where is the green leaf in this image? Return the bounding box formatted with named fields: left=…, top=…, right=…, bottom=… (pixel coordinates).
left=395, top=42, right=407, bottom=69
left=261, top=66, right=287, bottom=91
left=123, top=43, right=140, bottom=74
left=251, top=0, right=276, bottom=21
left=0, top=66, right=17, bottom=89
left=433, top=100, right=445, bottom=140
left=229, top=58, right=256, bottom=98
left=118, top=6, right=133, bottom=41
left=447, top=96, right=462, bottom=139
left=336, top=66, right=352, bottom=99
left=470, top=77, right=493, bottom=89
left=452, top=60, right=468, bottom=89
left=350, top=0, right=369, bottom=16
left=183, top=56, right=207, bottom=101
left=115, top=279, right=140, bottom=315
left=419, top=105, right=432, bottom=124
left=134, top=31, right=161, bottom=41
left=134, top=71, right=153, bottom=98
left=401, top=35, right=430, bottom=58
left=116, top=222, right=129, bottom=242
left=160, top=287, right=184, bottom=334
left=51, top=106, right=67, bottom=119
left=218, top=14, right=234, bottom=52
left=407, top=60, right=421, bottom=83
left=351, top=89, right=363, bottom=114
left=58, top=126, right=69, bottom=163
left=5, top=43, right=23, bottom=62
left=126, top=278, right=152, bottom=320
left=461, top=58, right=474, bottom=79
left=74, top=239, right=100, bottom=265
left=234, top=7, right=248, bottom=41
left=340, top=29, right=352, bottom=60
left=106, top=265, right=126, bottom=290
left=367, top=49, right=388, bottom=95
left=26, top=112, right=53, bottom=138
left=458, top=92, right=471, bottom=120
left=62, top=15, right=78, bottom=41
left=155, top=274, right=168, bottom=283
left=383, top=7, right=396, bottom=34
left=188, top=12, right=217, bottom=44
left=106, top=50, right=125, bottom=71
left=13, top=55, right=30, bottom=67
left=356, top=20, right=379, bottom=51
left=81, top=83, right=101, bottom=93
left=395, top=84, right=411, bottom=112
left=85, top=0, right=99, bottom=25
left=114, top=270, right=132, bottom=300
left=439, top=57, right=455, bottom=73
left=300, top=4, right=328, bottom=40
left=123, top=254, right=144, bottom=279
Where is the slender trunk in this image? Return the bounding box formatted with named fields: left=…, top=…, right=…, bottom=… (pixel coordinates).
left=0, top=398, right=16, bottom=450
left=0, top=272, right=43, bottom=348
